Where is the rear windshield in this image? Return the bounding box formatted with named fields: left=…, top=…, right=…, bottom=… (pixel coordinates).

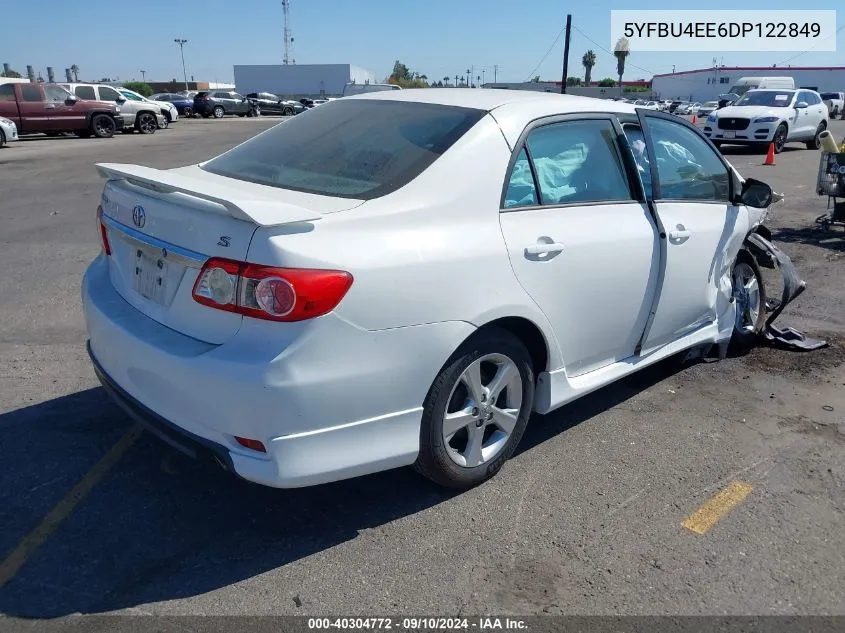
left=820, top=93, right=839, bottom=100
left=201, top=99, right=485, bottom=199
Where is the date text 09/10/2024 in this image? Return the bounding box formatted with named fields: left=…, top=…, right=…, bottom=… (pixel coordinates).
left=307, top=617, right=529, bottom=630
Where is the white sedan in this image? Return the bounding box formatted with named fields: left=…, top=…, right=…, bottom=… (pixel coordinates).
left=703, top=89, right=829, bottom=153
left=0, top=116, right=18, bottom=147
left=83, top=90, right=781, bottom=490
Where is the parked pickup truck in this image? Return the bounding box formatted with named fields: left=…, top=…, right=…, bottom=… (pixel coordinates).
left=0, top=81, right=122, bottom=138
left=820, top=92, right=844, bottom=118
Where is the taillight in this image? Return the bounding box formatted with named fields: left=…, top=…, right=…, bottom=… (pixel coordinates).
left=96, top=205, right=111, bottom=255
left=192, top=258, right=353, bottom=322
left=234, top=436, right=266, bottom=453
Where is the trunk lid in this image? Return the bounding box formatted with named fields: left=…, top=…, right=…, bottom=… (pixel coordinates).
left=96, top=163, right=359, bottom=344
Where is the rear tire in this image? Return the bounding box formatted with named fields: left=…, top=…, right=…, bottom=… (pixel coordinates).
left=413, top=328, right=535, bottom=489
left=90, top=114, right=116, bottom=139
left=283, top=106, right=294, bottom=116
left=729, top=252, right=767, bottom=355
left=184, top=107, right=193, bottom=117
left=213, top=106, right=224, bottom=118
left=0, top=129, right=5, bottom=148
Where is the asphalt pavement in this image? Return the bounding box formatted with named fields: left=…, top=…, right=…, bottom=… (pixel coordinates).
left=0, top=116, right=843, bottom=619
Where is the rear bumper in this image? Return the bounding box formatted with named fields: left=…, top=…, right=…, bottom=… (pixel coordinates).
left=82, top=255, right=474, bottom=487
left=89, top=342, right=239, bottom=475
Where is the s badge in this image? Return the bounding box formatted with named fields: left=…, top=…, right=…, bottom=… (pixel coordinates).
left=217, top=236, right=231, bottom=247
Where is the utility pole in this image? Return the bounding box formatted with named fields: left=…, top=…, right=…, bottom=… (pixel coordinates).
left=482, top=68, right=486, bottom=86
left=174, top=39, right=189, bottom=91
left=494, top=65, right=498, bottom=83
left=560, top=14, right=572, bottom=94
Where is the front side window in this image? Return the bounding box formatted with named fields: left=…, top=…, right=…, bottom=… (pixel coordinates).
left=202, top=99, right=484, bottom=199
left=98, top=86, right=121, bottom=102
left=644, top=117, right=730, bottom=202
left=524, top=119, right=632, bottom=205
left=44, top=85, right=71, bottom=102
left=120, top=91, right=143, bottom=101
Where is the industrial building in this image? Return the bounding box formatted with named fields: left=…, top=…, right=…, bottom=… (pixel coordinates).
left=233, top=64, right=379, bottom=98
left=652, top=66, right=845, bottom=102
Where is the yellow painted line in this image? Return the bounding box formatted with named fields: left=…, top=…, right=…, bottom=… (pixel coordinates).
left=0, top=424, right=143, bottom=587
left=682, top=481, right=753, bottom=535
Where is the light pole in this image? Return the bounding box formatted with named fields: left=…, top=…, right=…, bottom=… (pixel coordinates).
left=140, top=69, right=146, bottom=81
left=174, top=38, right=189, bottom=91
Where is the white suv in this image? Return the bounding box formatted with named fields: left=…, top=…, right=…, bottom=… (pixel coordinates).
left=703, top=89, right=829, bottom=153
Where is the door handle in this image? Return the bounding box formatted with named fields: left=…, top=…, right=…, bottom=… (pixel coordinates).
left=525, top=242, right=565, bottom=255
left=44, top=104, right=57, bottom=109
left=668, top=229, right=691, bottom=239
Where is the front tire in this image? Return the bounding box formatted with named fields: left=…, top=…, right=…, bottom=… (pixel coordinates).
left=136, top=113, right=157, bottom=134
left=413, top=328, right=535, bottom=489
left=729, top=252, right=767, bottom=354
left=90, top=114, right=116, bottom=138
left=0, top=129, right=5, bottom=148
left=157, top=115, right=169, bottom=129
left=773, top=124, right=787, bottom=154
left=806, top=122, right=826, bottom=150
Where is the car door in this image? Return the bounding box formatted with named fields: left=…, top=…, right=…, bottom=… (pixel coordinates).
left=633, top=109, right=747, bottom=354
left=794, top=91, right=817, bottom=139
left=0, top=84, right=19, bottom=127
left=498, top=115, right=660, bottom=376
left=14, top=84, right=52, bottom=132
left=232, top=92, right=249, bottom=114
left=42, top=84, right=87, bottom=131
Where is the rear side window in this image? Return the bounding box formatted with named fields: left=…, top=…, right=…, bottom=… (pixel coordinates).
left=21, top=85, right=41, bottom=102
left=504, top=148, right=538, bottom=208
left=75, top=86, right=96, bottom=100
left=523, top=119, right=632, bottom=205
left=202, top=100, right=484, bottom=199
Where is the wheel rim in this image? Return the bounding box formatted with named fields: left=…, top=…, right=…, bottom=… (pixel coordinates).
left=214, top=107, right=223, bottom=118
left=732, top=262, right=761, bottom=332
left=95, top=117, right=112, bottom=136
left=442, top=353, right=523, bottom=468
left=775, top=128, right=785, bottom=152
left=139, top=114, right=155, bottom=133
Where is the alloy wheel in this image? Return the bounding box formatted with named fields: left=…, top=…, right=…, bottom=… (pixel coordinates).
left=442, top=353, right=523, bottom=468
left=732, top=262, right=761, bottom=332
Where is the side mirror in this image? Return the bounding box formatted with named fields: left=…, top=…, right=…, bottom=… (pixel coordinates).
left=739, top=178, right=774, bottom=208
left=65, top=96, right=78, bottom=105
left=116, top=96, right=126, bottom=104
left=795, top=101, right=808, bottom=109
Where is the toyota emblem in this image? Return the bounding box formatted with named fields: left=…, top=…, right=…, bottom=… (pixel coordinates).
left=132, top=205, right=146, bottom=228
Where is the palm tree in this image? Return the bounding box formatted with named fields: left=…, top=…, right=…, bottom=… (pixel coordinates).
left=443, top=76, right=450, bottom=86
left=70, top=64, right=80, bottom=82
left=613, top=38, right=630, bottom=97
left=582, top=50, right=596, bottom=86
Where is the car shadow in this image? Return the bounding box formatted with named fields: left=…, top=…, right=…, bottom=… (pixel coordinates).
left=0, top=354, right=693, bottom=618
left=770, top=224, right=845, bottom=252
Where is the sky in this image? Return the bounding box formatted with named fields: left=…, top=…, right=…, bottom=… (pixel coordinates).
left=2, top=0, right=843, bottom=85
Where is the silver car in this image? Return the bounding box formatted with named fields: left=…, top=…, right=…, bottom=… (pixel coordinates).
left=0, top=115, right=18, bottom=147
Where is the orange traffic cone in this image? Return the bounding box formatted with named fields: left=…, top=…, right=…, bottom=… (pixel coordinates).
left=692, top=114, right=697, bottom=124
left=763, top=143, right=776, bottom=165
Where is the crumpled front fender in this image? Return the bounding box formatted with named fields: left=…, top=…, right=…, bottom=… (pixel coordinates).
left=743, top=231, right=806, bottom=327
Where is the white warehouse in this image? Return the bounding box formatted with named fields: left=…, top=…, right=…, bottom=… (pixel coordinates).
left=652, top=66, right=845, bottom=102
left=233, top=64, right=380, bottom=98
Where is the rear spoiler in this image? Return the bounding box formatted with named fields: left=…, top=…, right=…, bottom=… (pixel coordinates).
left=95, top=163, right=321, bottom=227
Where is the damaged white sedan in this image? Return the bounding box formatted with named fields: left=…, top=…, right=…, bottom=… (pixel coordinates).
left=83, top=90, right=800, bottom=490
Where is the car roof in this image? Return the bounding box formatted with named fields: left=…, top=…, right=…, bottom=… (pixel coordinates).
left=345, top=87, right=636, bottom=114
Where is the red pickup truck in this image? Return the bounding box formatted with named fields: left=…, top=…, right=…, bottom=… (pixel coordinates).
left=0, top=81, right=123, bottom=138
